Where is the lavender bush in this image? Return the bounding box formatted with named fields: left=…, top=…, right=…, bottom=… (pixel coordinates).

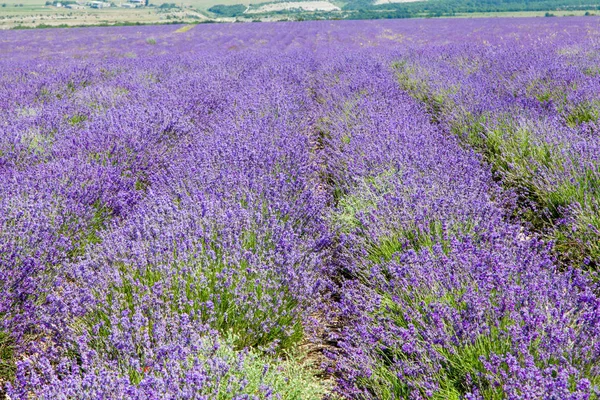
left=1, top=18, right=600, bottom=399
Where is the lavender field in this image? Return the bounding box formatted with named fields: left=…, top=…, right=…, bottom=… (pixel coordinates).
left=2, top=18, right=600, bottom=399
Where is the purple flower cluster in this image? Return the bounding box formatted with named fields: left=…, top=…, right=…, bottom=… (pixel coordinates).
left=1, top=17, right=600, bottom=399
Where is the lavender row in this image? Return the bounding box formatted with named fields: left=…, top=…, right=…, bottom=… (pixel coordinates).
left=310, top=51, right=600, bottom=398
left=390, top=20, right=600, bottom=268
left=1, top=48, right=337, bottom=397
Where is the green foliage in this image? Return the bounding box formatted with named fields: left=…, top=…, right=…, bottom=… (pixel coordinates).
left=392, top=60, right=454, bottom=123
left=334, top=193, right=375, bottom=232
left=145, top=37, right=157, bottom=45
left=456, top=113, right=600, bottom=266
left=129, top=335, right=333, bottom=398
left=134, top=176, right=149, bottom=191
left=66, top=200, right=112, bottom=260
left=0, top=330, right=15, bottom=387
left=212, top=341, right=334, bottom=400
left=361, top=277, right=597, bottom=399
left=368, top=220, right=446, bottom=262
left=357, top=283, right=512, bottom=400
left=525, top=78, right=567, bottom=105
left=332, top=164, right=475, bottom=263
left=343, top=0, right=600, bottom=17
left=473, top=119, right=555, bottom=179
left=565, top=101, right=599, bottom=127
left=68, top=113, right=88, bottom=126
left=583, top=66, right=600, bottom=77
left=208, top=4, right=247, bottom=17
left=367, top=219, right=475, bottom=263
left=331, top=168, right=397, bottom=232
left=82, top=228, right=304, bottom=366
left=548, top=171, right=600, bottom=264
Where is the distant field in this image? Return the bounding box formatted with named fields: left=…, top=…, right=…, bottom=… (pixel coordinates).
left=0, top=2, right=211, bottom=28
left=0, top=0, right=270, bottom=8
left=246, top=1, right=339, bottom=13
left=0, top=0, right=262, bottom=28
left=0, top=0, right=599, bottom=29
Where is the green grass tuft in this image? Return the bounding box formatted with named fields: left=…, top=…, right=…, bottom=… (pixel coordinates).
left=68, top=113, right=88, bottom=126
left=213, top=339, right=335, bottom=400
left=0, top=330, right=15, bottom=388
left=565, top=101, right=599, bottom=127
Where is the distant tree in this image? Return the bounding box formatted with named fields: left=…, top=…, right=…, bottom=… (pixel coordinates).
left=208, top=4, right=246, bottom=17
left=1, top=3, right=6, bottom=6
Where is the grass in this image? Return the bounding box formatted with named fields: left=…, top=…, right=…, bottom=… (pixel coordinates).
left=333, top=192, right=376, bottom=232
left=325, top=63, right=600, bottom=396
left=67, top=113, right=88, bottom=126
left=367, top=219, right=475, bottom=262
left=63, top=200, right=112, bottom=260
left=332, top=167, right=475, bottom=263
left=123, top=334, right=333, bottom=398
left=458, top=114, right=557, bottom=189
left=328, top=170, right=521, bottom=398
left=210, top=338, right=334, bottom=399
left=20, top=128, right=54, bottom=157
left=548, top=173, right=600, bottom=264
left=331, top=166, right=398, bottom=231
left=391, top=60, right=455, bottom=124
left=353, top=281, right=513, bottom=399
left=174, top=23, right=195, bottom=32
left=564, top=101, right=600, bottom=127
left=0, top=330, right=15, bottom=395
left=61, top=201, right=326, bottom=394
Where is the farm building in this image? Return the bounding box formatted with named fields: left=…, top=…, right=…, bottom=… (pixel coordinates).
left=89, top=1, right=110, bottom=7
